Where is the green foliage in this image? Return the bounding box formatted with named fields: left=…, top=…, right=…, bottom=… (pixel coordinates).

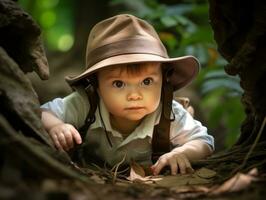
left=198, top=67, right=245, bottom=147
left=201, top=88, right=244, bottom=147
left=201, top=70, right=243, bottom=96
left=18, top=0, right=74, bottom=51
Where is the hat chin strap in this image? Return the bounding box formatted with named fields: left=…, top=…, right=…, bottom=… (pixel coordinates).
left=151, top=81, right=174, bottom=163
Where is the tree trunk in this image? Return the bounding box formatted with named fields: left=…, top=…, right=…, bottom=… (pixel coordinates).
left=203, top=0, right=266, bottom=175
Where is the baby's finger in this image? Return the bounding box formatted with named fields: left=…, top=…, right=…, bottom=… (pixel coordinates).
left=71, top=127, right=82, bottom=144
left=186, top=166, right=194, bottom=174
left=63, top=129, right=74, bottom=148
left=169, top=158, right=178, bottom=175
left=182, top=156, right=194, bottom=174
left=50, top=133, right=63, bottom=151
left=176, top=155, right=187, bottom=174
left=57, top=132, right=69, bottom=151
left=152, top=157, right=168, bottom=175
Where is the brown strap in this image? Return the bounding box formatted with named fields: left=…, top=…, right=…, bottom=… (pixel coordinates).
left=72, top=76, right=98, bottom=140
left=78, top=83, right=98, bottom=140
left=151, top=82, right=173, bottom=163
left=70, top=78, right=99, bottom=163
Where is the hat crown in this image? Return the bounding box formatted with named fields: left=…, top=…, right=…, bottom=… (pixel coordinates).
left=85, top=14, right=168, bottom=69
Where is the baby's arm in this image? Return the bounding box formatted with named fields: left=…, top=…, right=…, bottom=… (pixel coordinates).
left=41, top=109, right=82, bottom=151
left=151, top=140, right=212, bottom=175
left=151, top=100, right=214, bottom=175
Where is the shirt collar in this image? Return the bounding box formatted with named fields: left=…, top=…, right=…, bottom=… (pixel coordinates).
left=89, top=98, right=162, bottom=143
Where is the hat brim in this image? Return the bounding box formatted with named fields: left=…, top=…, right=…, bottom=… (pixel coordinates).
left=65, top=54, right=200, bottom=91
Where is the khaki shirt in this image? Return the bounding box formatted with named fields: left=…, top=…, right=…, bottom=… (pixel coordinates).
left=42, top=89, right=214, bottom=166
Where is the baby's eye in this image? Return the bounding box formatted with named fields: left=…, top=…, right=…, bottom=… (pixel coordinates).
left=112, top=80, right=125, bottom=88
left=141, top=78, right=153, bottom=86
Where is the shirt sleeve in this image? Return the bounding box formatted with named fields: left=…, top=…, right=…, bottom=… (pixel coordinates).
left=41, top=88, right=90, bottom=129
left=169, top=100, right=215, bottom=151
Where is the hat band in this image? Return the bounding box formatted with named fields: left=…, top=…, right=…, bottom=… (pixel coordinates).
left=86, top=37, right=168, bottom=69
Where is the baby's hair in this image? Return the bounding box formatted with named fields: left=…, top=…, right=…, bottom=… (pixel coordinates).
left=122, top=63, right=172, bottom=82
left=113, top=62, right=162, bottom=77
left=128, top=63, right=156, bottom=74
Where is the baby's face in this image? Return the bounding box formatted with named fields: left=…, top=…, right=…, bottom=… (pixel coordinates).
left=97, top=63, right=162, bottom=123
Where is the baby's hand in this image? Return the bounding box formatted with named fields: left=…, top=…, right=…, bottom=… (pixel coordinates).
left=151, top=151, right=194, bottom=175
left=48, top=123, right=82, bottom=151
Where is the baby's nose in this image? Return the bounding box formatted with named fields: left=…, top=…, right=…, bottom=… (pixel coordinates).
left=127, top=88, right=142, bottom=101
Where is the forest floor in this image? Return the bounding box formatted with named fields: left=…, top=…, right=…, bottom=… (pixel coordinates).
left=1, top=159, right=265, bottom=200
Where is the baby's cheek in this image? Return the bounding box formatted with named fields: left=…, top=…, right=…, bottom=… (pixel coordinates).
left=100, top=93, right=121, bottom=112
left=146, top=94, right=160, bottom=111
left=111, top=104, right=123, bottom=113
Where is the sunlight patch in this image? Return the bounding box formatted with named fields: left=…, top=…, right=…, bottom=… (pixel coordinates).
left=58, top=34, right=74, bottom=51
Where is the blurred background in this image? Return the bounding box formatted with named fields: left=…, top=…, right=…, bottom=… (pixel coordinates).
left=18, top=0, right=245, bottom=151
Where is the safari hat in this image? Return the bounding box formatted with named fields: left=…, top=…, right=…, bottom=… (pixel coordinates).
left=66, top=14, right=200, bottom=91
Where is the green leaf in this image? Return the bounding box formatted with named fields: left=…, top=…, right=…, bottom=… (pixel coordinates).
left=201, top=79, right=243, bottom=95
left=160, top=16, right=177, bottom=27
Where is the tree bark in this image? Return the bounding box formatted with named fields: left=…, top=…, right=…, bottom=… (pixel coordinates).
left=206, top=0, right=266, bottom=174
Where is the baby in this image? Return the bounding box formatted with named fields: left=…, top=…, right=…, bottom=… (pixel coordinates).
left=41, top=14, right=214, bottom=175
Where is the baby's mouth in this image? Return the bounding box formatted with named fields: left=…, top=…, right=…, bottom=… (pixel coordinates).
left=125, top=106, right=145, bottom=110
